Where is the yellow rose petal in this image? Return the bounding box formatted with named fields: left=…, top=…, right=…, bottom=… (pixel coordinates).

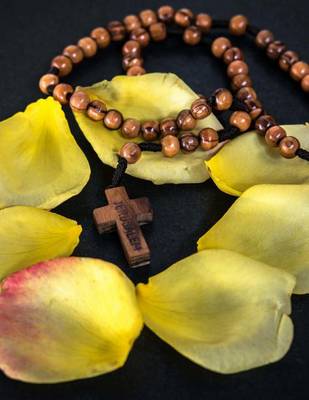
left=0, top=97, right=90, bottom=209
left=0, top=206, right=81, bottom=282
left=74, top=73, right=223, bottom=184
left=0, top=257, right=143, bottom=383
left=137, top=249, right=295, bottom=374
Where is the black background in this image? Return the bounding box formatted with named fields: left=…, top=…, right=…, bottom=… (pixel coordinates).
left=0, top=0, right=309, bottom=399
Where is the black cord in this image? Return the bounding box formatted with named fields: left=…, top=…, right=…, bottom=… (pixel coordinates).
left=110, top=156, right=128, bottom=187
left=296, top=148, right=309, bottom=161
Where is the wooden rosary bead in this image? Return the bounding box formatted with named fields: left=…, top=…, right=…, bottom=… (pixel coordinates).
left=127, top=66, right=146, bottom=76
left=51, top=55, right=72, bottom=77
left=190, top=98, right=211, bottom=119
left=265, top=125, right=287, bottom=147
left=174, top=8, right=194, bottom=27
left=223, top=47, right=244, bottom=65
left=161, top=135, right=180, bottom=157
left=39, top=73, right=59, bottom=94
left=290, top=61, right=309, bottom=81
left=213, top=88, right=233, bottom=111
left=211, top=37, right=232, bottom=58
left=52, top=83, right=73, bottom=105
left=244, top=98, right=263, bottom=120
left=149, top=22, right=167, bottom=42
left=227, top=60, right=249, bottom=78
left=122, top=40, right=141, bottom=57
left=139, top=9, right=158, bottom=27
left=121, top=118, right=141, bottom=138
left=176, top=109, right=197, bottom=130
left=229, top=111, right=252, bottom=132
left=231, top=74, right=253, bottom=91
left=90, top=27, right=111, bottom=48
left=86, top=100, right=107, bottom=121
left=229, top=15, right=248, bottom=36
left=160, top=118, right=178, bottom=137
left=69, top=91, right=90, bottom=111
left=236, top=87, right=257, bottom=102
left=119, top=142, right=141, bottom=164
left=179, top=132, right=199, bottom=153
left=77, top=37, right=97, bottom=58
left=199, top=128, right=219, bottom=150
left=104, top=110, right=123, bottom=130
left=123, top=15, right=141, bottom=32
left=122, top=56, right=144, bottom=71
left=63, top=45, right=84, bottom=64
left=266, top=41, right=286, bottom=60
left=278, top=50, right=299, bottom=72
left=141, top=121, right=160, bottom=141
left=107, top=21, right=126, bottom=41
left=255, top=115, right=276, bottom=135
left=130, top=28, right=150, bottom=47
left=279, top=136, right=300, bottom=158
left=183, top=26, right=202, bottom=46
left=255, top=30, right=274, bottom=48
left=301, top=74, right=309, bottom=92
left=157, top=5, right=175, bottom=23
left=195, top=13, right=212, bottom=33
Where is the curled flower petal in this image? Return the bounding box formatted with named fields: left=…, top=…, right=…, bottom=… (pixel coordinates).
left=206, top=124, right=309, bottom=196
left=0, top=206, right=81, bottom=282
left=198, top=184, right=309, bottom=294
left=137, top=250, right=295, bottom=374
left=0, top=97, right=90, bottom=209
left=0, top=257, right=143, bottom=383
left=73, top=73, right=223, bottom=184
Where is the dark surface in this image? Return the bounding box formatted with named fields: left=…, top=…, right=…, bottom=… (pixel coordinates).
left=0, top=0, right=309, bottom=399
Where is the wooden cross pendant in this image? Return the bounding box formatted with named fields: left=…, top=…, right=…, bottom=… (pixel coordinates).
left=93, top=186, right=153, bottom=268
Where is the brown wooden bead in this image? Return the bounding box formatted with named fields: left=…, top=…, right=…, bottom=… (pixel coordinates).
left=53, top=83, right=73, bottom=105
left=266, top=41, right=286, bottom=60
left=141, top=121, right=160, bottom=141
left=107, top=21, right=126, bottom=41
left=119, top=142, right=141, bottom=164
left=229, top=111, right=252, bottom=132
left=69, top=91, right=90, bottom=111
left=176, top=110, right=197, bottom=131
left=231, top=74, right=253, bottom=91
left=199, top=128, right=219, bottom=150
left=149, top=22, right=167, bottom=42
left=213, top=88, right=233, bottom=111
left=161, top=135, right=180, bottom=157
left=51, top=55, right=72, bottom=77
left=290, top=61, right=309, bottom=81
left=121, top=118, right=141, bottom=138
left=183, top=26, right=202, bottom=45
left=190, top=98, right=211, bottom=119
left=236, top=87, right=257, bottom=102
left=78, top=37, right=97, bottom=58
left=127, top=66, right=146, bottom=76
left=279, top=136, right=300, bottom=158
left=211, top=37, right=232, bottom=58
left=227, top=60, right=249, bottom=78
left=90, top=27, right=111, bottom=48
left=278, top=51, right=299, bottom=72
left=39, top=74, right=59, bottom=94
left=87, top=100, right=107, bottom=121
left=255, top=30, right=274, bottom=48
left=255, top=115, right=276, bottom=136
left=195, top=13, right=212, bottom=33
left=244, top=98, right=263, bottom=120
left=229, top=15, right=248, bottom=36
left=158, top=5, right=175, bottom=23
left=174, top=8, right=194, bottom=27
left=160, top=118, right=178, bottom=137
left=265, top=126, right=287, bottom=147
left=139, top=9, right=157, bottom=27
left=122, top=40, right=141, bottom=57
left=122, top=56, right=144, bottom=71
left=104, top=110, right=123, bottom=130
left=223, top=47, right=244, bottom=65
left=179, top=132, right=199, bottom=153
left=301, top=74, right=309, bottom=92
left=123, top=15, right=141, bottom=32
left=130, top=28, right=150, bottom=47
left=63, top=45, right=84, bottom=64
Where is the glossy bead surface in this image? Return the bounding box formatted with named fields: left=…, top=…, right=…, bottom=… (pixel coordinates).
left=149, top=22, right=167, bottom=41
left=176, top=110, right=196, bottom=131
left=127, top=66, right=146, bottom=76
left=69, top=91, right=90, bottom=111
left=195, top=13, right=212, bottom=33
left=278, top=50, right=299, bottom=72
left=107, top=21, right=126, bottom=41
left=227, top=60, right=249, bottom=78
left=122, top=56, right=144, bottom=70
left=229, top=111, right=252, bottom=132
left=229, top=15, right=248, bottom=35
left=244, top=98, right=263, bottom=120
left=123, top=15, right=141, bottom=32
left=130, top=28, right=150, bottom=47
left=139, top=9, right=157, bottom=27
left=63, top=45, right=84, bottom=64
left=119, top=143, right=141, bottom=164
left=87, top=100, right=107, bottom=121
left=279, top=136, right=300, bottom=158
left=223, top=47, right=244, bottom=64
left=199, top=128, right=219, bottom=150
left=157, top=5, right=175, bottom=23
left=39, top=74, right=59, bottom=94
left=266, top=41, right=286, bottom=60
left=104, top=110, right=123, bottom=130
left=183, top=26, right=202, bottom=45
left=265, top=126, right=287, bottom=147
left=301, top=74, right=309, bottom=92
left=53, top=83, right=73, bottom=105
left=174, top=8, right=194, bottom=27
left=91, top=27, right=111, bottom=48
left=141, top=121, right=160, bottom=141
left=77, top=37, right=97, bottom=58
left=236, top=87, right=257, bottom=102
left=122, top=40, right=141, bottom=57
left=255, top=115, right=276, bottom=136
left=160, top=118, right=178, bottom=137
left=161, top=135, right=180, bottom=157
left=213, top=88, right=233, bottom=111
left=211, top=37, right=232, bottom=58
left=190, top=98, right=211, bottom=119
left=51, top=55, right=72, bottom=77
left=290, top=61, right=309, bottom=81
left=179, top=133, right=199, bottom=153
left=121, top=118, right=141, bottom=138
left=231, top=74, right=253, bottom=91
left=255, top=30, right=274, bottom=48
